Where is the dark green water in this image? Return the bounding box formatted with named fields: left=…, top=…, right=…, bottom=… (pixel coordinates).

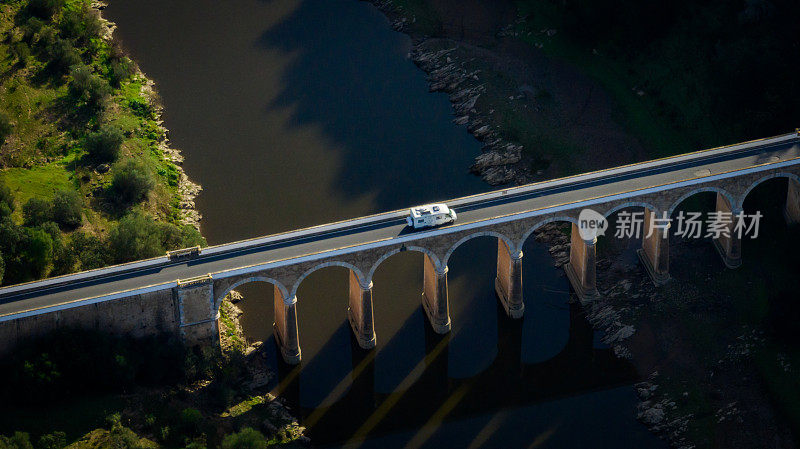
left=104, top=0, right=664, bottom=447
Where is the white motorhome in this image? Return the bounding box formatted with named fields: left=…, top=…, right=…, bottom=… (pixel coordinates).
left=406, top=203, right=457, bottom=229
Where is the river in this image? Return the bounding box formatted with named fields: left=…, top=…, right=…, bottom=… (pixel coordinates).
left=104, top=0, right=664, bottom=447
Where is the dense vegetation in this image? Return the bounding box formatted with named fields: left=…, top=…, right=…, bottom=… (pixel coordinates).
left=517, top=0, right=800, bottom=155
left=0, top=0, right=203, bottom=286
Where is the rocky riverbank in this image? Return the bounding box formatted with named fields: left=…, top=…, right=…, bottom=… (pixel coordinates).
left=96, top=1, right=202, bottom=230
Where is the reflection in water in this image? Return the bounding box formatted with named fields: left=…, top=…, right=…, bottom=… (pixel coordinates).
left=105, top=0, right=663, bottom=447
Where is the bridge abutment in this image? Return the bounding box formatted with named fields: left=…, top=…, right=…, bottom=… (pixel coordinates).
left=274, top=285, right=301, bottom=364
left=638, top=209, right=671, bottom=285
left=495, top=239, right=524, bottom=318
left=712, top=193, right=743, bottom=268
left=176, top=275, right=219, bottom=346
left=348, top=270, right=376, bottom=349
left=422, top=254, right=451, bottom=334
left=784, top=178, right=800, bottom=225
left=565, top=223, right=599, bottom=303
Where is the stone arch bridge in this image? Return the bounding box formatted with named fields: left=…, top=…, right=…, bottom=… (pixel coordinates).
left=1, top=132, right=799, bottom=363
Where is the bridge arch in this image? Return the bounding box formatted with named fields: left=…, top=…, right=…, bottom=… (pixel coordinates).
left=215, top=276, right=289, bottom=309
left=443, top=231, right=516, bottom=267
left=738, top=172, right=800, bottom=210
left=517, top=216, right=579, bottom=251
left=290, top=261, right=368, bottom=299
left=368, top=246, right=442, bottom=281
left=667, top=187, right=737, bottom=216
left=603, top=201, right=659, bottom=218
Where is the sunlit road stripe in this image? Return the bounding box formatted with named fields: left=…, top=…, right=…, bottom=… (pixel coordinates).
left=466, top=411, right=508, bottom=449
left=343, top=336, right=450, bottom=448
left=302, top=350, right=377, bottom=429
left=528, top=427, right=558, bottom=448
left=403, top=381, right=472, bottom=449
left=272, top=364, right=301, bottom=399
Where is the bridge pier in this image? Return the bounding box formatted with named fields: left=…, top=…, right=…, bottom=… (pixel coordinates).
left=273, top=285, right=301, bottom=364
left=712, top=192, right=742, bottom=268
left=565, top=223, right=600, bottom=303
left=784, top=178, right=800, bottom=225
left=348, top=270, right=376, bottom=349
left=638, top=209, right=671, bottom=285
left=422, top=254, right=451, bottom=334
left=495, top=239, right=524, bottom=318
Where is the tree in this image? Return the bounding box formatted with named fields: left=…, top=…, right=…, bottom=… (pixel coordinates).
left=220, top=428, right=267, bottom=449
left=70, top=66, right=111, bottom=111
left=22, top=198, right=51, bottom=227
left=0, top=252, right=5, bottom=285
left=0, top=217, right=23, bottom=284
left=0, top=181, right=14, bottom=217
left=69, top=231, right=110, bottom=270
left=51, top=189, right=83, bottom=228
left=85, top=124, right=123, bottom=162
left=25, top=0, right=65, bottom=19
left=20, top=227, right=53, bottom=279
left=110, top=160, right=155, bottom=206
left=107, top=213, right=164, bottom=263
left=0, top=112, right=13, bottom=147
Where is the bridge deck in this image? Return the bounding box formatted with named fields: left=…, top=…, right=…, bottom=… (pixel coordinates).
left=2, top=133, right=799, bottom=318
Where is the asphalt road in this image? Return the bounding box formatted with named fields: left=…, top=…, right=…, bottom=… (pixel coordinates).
left=2, top=134, right=798, bottom=318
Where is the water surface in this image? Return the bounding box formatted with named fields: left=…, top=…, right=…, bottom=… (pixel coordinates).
left=105, top=1, right=663, bottom=447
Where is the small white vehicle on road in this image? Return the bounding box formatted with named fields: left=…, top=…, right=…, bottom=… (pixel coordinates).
left=406, top=203, right=457, bottom=229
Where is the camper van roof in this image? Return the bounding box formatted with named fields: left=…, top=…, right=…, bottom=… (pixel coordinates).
left=409, top=203, right=450, bottom=218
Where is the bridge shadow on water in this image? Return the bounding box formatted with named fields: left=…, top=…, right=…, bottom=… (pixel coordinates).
left=248, top=237, right=660, bottom=448
left=270, top=301, right=646, bottom=448
left=255, top=0, right=488, bottom=213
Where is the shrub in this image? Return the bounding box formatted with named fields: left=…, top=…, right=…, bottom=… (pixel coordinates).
left=20, top=17, right=45, bottom=42
left=51, top=189, right=83, bottom=228
left=0, top=432, right=34, bottom=449
left=37, top=432, right=66, bottom=449
left=220, top=428, right=267, bottom=449
left=0, top=112, right=13, bottom=147
left=110, top=57, right=135, bottom=87
left=110, top=160, right=155, bottom=206
left=0, top=252, right=4, bottom=285
left=45, top=38, right=81, bottom=75
left=69, top=65, right=111, bottom=110
left=85, top=124, right=123, bottom=162
left=12, top=41, right=30, bottom=66
left=22, top=197, right=51, bottom=227
left=58, top=4, right=102, bottom=44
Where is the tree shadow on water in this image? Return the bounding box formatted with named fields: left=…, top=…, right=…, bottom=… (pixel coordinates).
left=255, top=0, right=487, bottom=212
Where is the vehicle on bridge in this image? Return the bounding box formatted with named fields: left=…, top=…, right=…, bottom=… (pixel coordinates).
left=406, top=203, right=457, bottom=229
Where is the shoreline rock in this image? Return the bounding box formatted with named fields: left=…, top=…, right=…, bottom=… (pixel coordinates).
left=369, top=0, right=533, bottom=186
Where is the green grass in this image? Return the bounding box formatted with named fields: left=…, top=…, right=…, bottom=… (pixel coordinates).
left=0, top=160, right=75, bottom=219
